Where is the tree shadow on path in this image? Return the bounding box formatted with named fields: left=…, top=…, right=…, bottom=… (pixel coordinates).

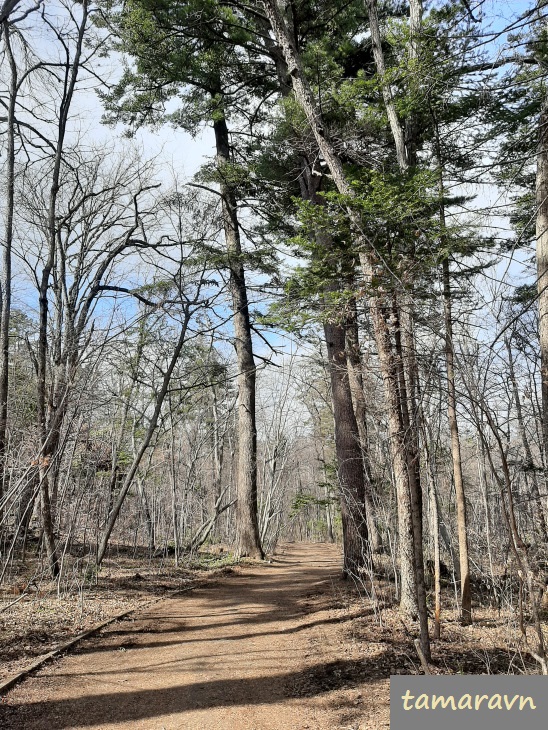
left=1, top=656, right=384, bottom=730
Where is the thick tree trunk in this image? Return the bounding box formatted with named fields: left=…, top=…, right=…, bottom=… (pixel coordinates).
left=301, top=175, right=371, bottom=575
left=431, top=478, right=442, bottom=641
left=422, top=423, right=442, bottom=639
left=33, top=0, right=88, bottom=578
left=35, top=377, right=66, bottom=577
left=262, top=0, right=429, bottom=659
left=213, top=115, right=263, bottom=560
left=37, top=365, right=74, bottom=576
left=324, top=319, right=370, bottom=577
left=535, top=88, right=548, bottom=589
left=397, top=302, right=430, bottom=651
left=39, top=467, right=58, bottom=577
left=369, top=297, right=418, bottom=619
left=345, top=301, right=382, bottom=553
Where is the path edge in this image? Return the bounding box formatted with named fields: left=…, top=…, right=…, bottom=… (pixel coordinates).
left=0, top=584, right=197, bottom=696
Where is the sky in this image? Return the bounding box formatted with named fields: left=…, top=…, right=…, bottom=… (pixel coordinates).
left=4, top=0, right=543, bottom=366
left=15, top=0, right=214, bottom=179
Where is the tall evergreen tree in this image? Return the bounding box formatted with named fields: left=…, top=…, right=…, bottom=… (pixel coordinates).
left=102, top=0, right=271, bottom=558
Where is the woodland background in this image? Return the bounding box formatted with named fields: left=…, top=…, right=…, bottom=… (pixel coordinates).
left=0, top=0, right=548, bottom=673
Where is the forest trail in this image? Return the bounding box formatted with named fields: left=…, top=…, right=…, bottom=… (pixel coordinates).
left=1, top=543, right=388, bottom=730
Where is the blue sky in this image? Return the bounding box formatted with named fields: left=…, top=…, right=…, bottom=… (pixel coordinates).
left=7, top=0, right=544, bottom=363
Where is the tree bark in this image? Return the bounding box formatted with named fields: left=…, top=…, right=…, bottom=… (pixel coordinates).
left=262, top=0, right=429, bottom=658
left=0, top=21, right=16, bottom=525
left=535, top=81, right=548, bottom=586
left=369, top=297, right=419, bottom=619
left=443, top=258, right=472, bottom=624
left=213, top=114, right=263, bottom=560
left=422, top=420, right=442, bottom=639
left=536, top=93, right=548, bottom=480
left=397, top=302, right=430, bottom=650
left=345, top=300, right=382, bottom=553
left=505, top=336, right=548, bottom=543
left=324, top=319, right=370, bottom=577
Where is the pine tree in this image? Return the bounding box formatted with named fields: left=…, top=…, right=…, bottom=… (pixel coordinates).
left=102, top=0, right=270, bottom=558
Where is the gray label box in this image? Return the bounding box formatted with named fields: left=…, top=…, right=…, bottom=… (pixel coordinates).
left=390, top=675, right=548, bottom=729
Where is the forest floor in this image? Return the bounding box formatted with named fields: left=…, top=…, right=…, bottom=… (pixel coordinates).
left=0, top=542, right=543, bottom=730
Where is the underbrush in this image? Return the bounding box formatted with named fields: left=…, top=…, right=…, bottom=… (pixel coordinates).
left=333, top=562, right=548, bottom=677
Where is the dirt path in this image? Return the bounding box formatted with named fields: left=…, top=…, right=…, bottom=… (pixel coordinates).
left=0, top=543, right=388, bottom=730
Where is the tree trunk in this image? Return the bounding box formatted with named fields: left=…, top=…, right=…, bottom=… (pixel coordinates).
left=0, top=21, right=16, bottom=524
left=301, top=174, right=371, bottom=575
left=476, top=430, right=496, bottom=590
left=33, top=0, right=88, bottom=578
left=370, top=298, right=419, bottom=620
left=213, top=114, right=263, bottom=560
left=422, top=420, right=442, bottom=639
left=136, top=473, right=155, bottom=552
left=324, top=319, right=370, bottom=577
left=505, top=336, right=548, bottom=543
left=366, top=0, right=430, bottom=650
left=442, top=258, right=472, bottom=624
left=429, top=104, right=472, bottom=622
left=366, top=0, right=409, bottom=169
left=428, top=457, right=442, bottom=640
left=397, top=302, right=430, bottom=652
left=536, top=93, right=548, bottom=479
left=262, top=0, right=430, bottom=659
left=168, top=405, right=179, bottom=564
left=345, top=300, right=382, bottom=553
